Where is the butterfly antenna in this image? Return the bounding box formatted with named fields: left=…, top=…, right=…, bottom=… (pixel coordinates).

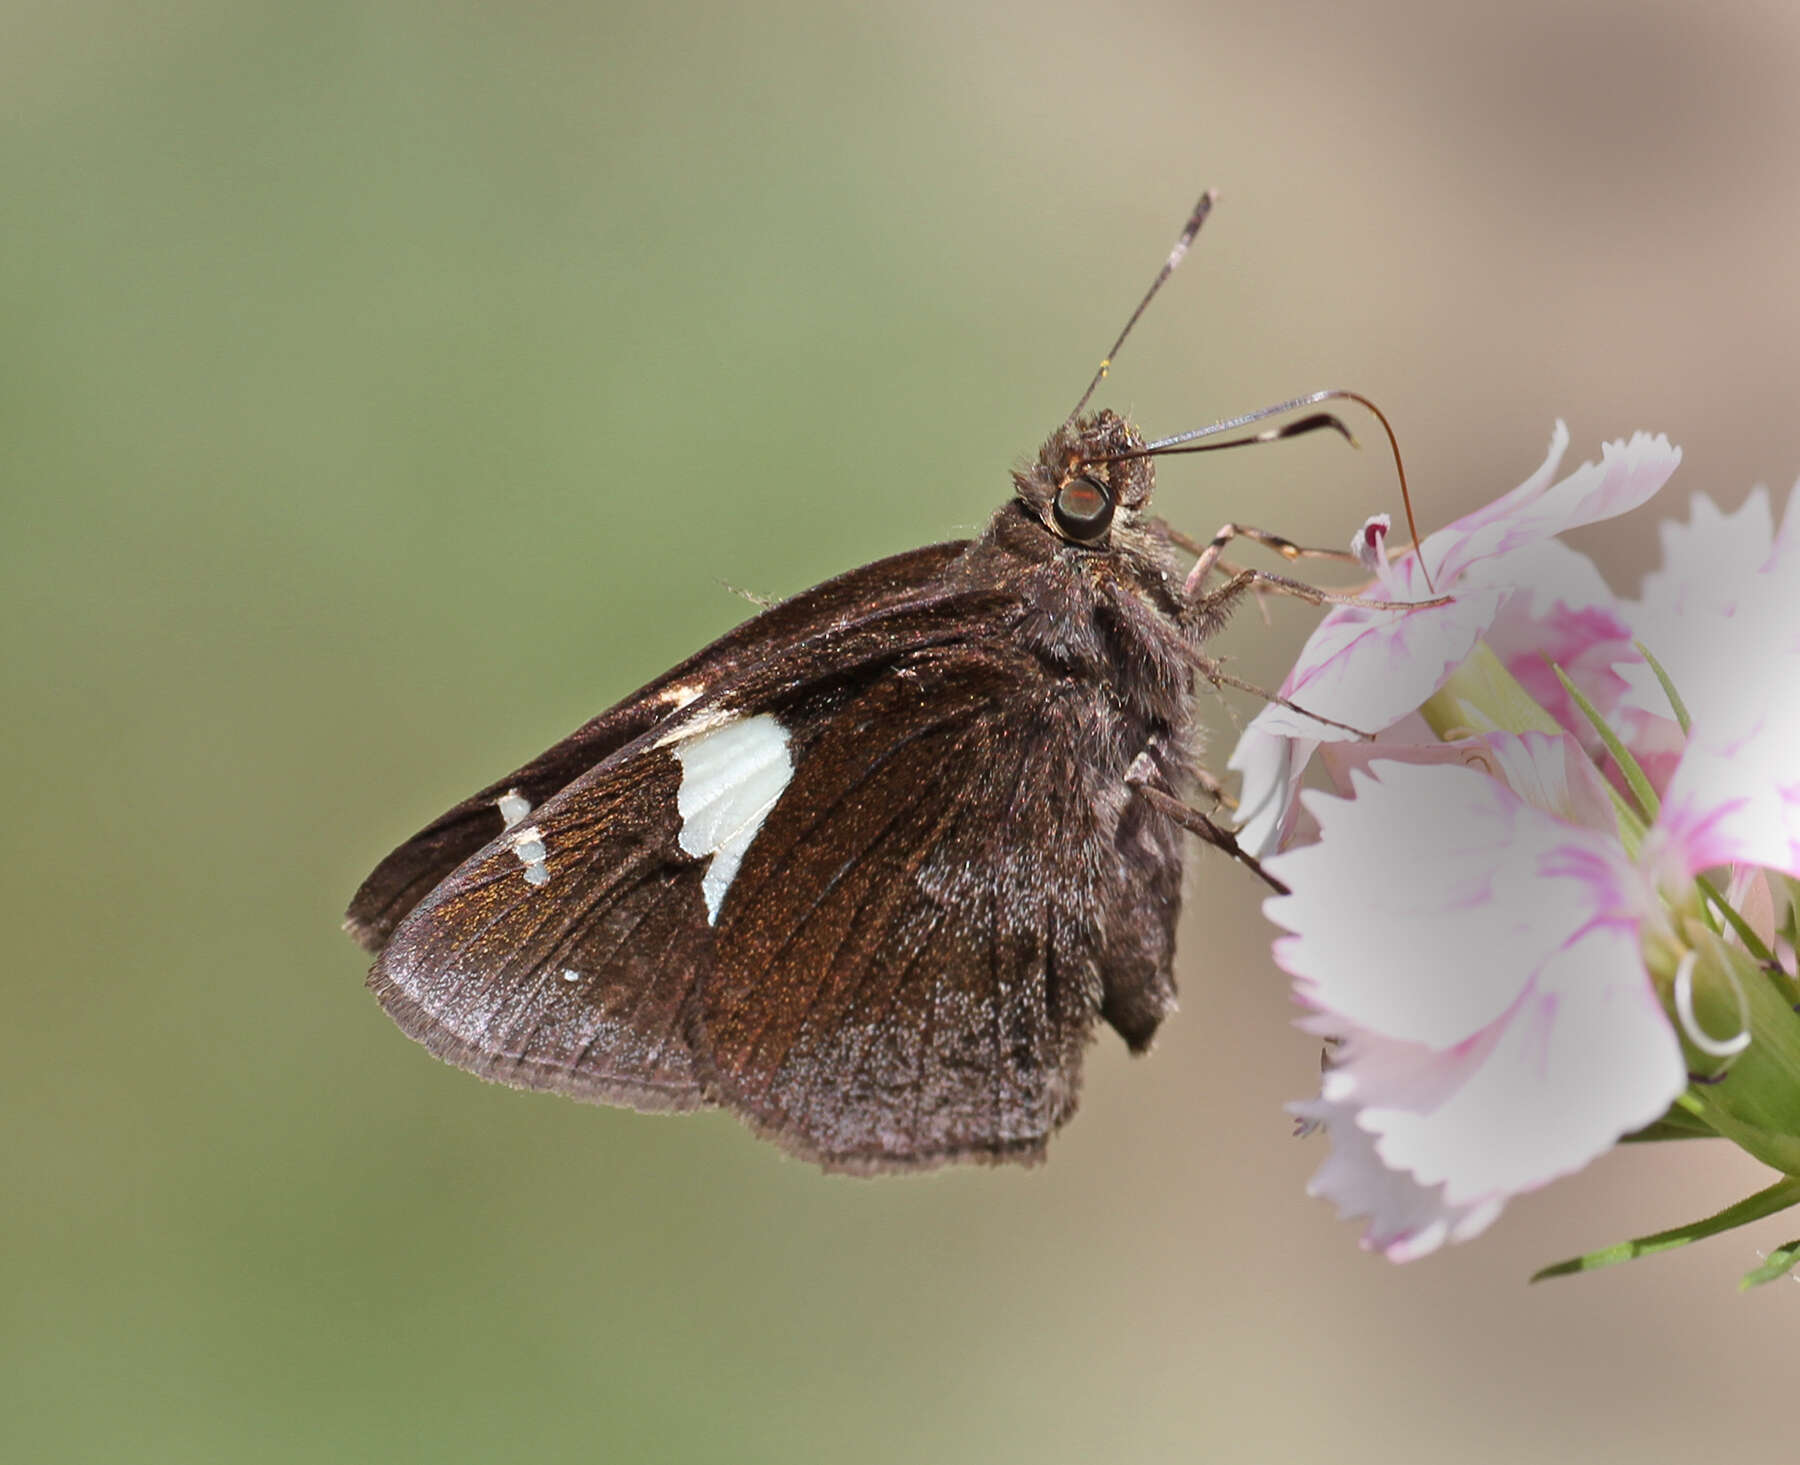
left=1064, top=190, right=1217, bottom=427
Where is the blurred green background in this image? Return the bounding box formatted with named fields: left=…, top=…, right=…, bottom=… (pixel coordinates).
left=9, top=2, right=1800, bottom=1461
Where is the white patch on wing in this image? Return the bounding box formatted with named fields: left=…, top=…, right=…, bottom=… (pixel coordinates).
left=509, top=823, right=550, bottom=887
left=655, top=680, right=705, bottom=710
left=497, top=790, right=532, bottom=829
left=673, top=713, right=793, bottom=923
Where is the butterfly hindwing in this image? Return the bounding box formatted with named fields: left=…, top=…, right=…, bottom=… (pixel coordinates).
left=695, top=644, right=1184, bottom=1169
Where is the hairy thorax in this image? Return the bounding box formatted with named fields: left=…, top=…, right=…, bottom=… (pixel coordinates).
left=953, top=407, right=1200, bottom=737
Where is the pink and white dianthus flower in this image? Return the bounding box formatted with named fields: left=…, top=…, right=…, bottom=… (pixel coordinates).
left=1229, top=422, right=1681, bottom=857
left=1235, top=427, right=1800, bottom=1266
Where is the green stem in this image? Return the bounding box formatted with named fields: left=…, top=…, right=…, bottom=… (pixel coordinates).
left=1532, top=1176, right=1800, bottom=1282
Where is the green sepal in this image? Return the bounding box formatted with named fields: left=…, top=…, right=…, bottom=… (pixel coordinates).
left=1677, top=928, right=1800, bottom=1171
left=1531, top=1176, right=1800, bottom=1282
left=1740, top=1238, right=1800, bottom=1289
left=1636, top=642, right=1692, bottom=735
left=1553, top=663, right=1660, bottom=823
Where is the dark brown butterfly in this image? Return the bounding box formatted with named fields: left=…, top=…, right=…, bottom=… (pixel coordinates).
left=345, top=194, right=1427, bottom=1171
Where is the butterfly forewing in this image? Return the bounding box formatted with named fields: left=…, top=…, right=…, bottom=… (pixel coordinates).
left=345, top=542, right=972, bottom=952
left=367, top=741, right=713, bottom=1109
left=360, top=541, right=1056, bottom=1137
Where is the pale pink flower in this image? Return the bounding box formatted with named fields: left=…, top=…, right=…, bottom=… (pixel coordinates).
left=1651, top=577, right=1800, bottom=880
left=1249, top=439, right=1800, bottom=1266
left=1230, top=425, right=1681, bottom=856
left=1612, top=481, right=1800, bottom=794
left=1269, top=740, right=1686, bottom=1259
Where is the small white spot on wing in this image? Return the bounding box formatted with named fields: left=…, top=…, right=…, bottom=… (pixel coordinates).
left=672, top=713, right=793, bottom=924
left=497, top=790, right=532, bottom=829
left=508, top=822, right=551, bottom=887
left=655, top=680, right=705, bottom=710
left=560, top=968, right=581, bottom=983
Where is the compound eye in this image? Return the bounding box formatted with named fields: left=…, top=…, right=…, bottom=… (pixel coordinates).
left=1052, top=474, right=1116, bottom=543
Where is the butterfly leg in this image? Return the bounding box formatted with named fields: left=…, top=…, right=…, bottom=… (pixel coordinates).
left=1188, top=757, right=1235, bottom=810
left=1185, top=550, right=1445, bottom=611
left=1185, top=644, right=1375, bottom=741
left=1126, top=760, right=1289, bottom=896
left=1165, top=521, right=1357, bottom=586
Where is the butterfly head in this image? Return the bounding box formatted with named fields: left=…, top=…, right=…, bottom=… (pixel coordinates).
left=1014, top=410, right=1155, bottom=550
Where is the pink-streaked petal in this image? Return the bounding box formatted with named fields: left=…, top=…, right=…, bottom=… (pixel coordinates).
left=1246, top=586, right=1506, bottom=743
left=1290, top=1094, right=1506, bottom=1262
left=1656, top=638, right=1800, bottom=880
left=1231, top=427, right=1681, bottom=861
left=1426, top=419, right=1572, bottom=553
left=1482, top=538, right=1636, bottom=735
left=1345, top=923, right=1684, bottom=1206
left=1264, top=760, right=1627, bottom=1048
left=1431, top=433, right=1682, bottom=588
left=1485, top=729, right=1619, bottom=831
left=1241, top=432, right=1676, bottom=749
left=1317, top=1019, right=1495, bottom=1115
left=1490, top=533, right=1622, bottom=626
left=1523, top=431, right=1682, bottom=538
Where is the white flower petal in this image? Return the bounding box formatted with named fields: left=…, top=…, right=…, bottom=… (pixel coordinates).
left=1484, top=533, right=1623, bottom=625
left=1264, top=760, right=1624, bottom=1048
left=1657, top=636, right=1800, bottom=881
left=1771, top=478, right=1800, bottom=570
left=1316, top=729, right=1616, bottom=834
left=1617, top=486, right=1785, bottom=722
left=1245, top=587, right=1505, bottom=743
left=1481, top=539, right=1636, bottom=735
left=1419, top=419, right=1572, bottom=564
left=1231, top=429, right=1675, bottom=757
left=1346, top=922, right=1685, bottom=1205
left=1480, top=729, right=1621, bottom=831
left=1227, top=718, right=1314, bottom=860
left=1291, top=1094, right=1505, bottom=1261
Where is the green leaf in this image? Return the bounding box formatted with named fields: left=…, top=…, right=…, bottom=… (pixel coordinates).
left=1740, top=1238, right=1800, bottom=1289
left=1531, top=1176, right=1800, bottom=1282
left=1636, top=642, right=1693, bottom=735
left=1552, top=662, right=1659, bottom=823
